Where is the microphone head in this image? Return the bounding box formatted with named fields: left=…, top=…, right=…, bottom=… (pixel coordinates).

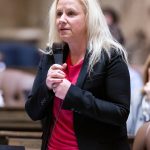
left=52, top=42, right=64, bottom=54
left=52, top=42, right=64, bottom=65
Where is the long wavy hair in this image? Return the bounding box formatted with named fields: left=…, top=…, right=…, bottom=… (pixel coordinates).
left=46, top=0, right=128, bottom=72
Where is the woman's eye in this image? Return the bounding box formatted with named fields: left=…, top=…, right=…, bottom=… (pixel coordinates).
left=56, top=11, right=62, bottom=17
left=67, top=11, right=75, bottom=16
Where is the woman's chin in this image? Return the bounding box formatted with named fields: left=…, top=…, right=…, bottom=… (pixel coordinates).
left=60, top=36, right=72, bottom=43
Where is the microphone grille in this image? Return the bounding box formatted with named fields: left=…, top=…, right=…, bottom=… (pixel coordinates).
left=52, top=42, right=64, bottom=53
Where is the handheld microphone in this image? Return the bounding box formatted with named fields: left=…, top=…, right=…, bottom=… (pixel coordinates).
left=49, top=43, right=65, bottom=139
left=52, top=42, right=64, bottom=65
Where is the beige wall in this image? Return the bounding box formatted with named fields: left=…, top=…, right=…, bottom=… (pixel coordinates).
left=0, top=0, right=47, bottom=28
left=0, top=0, right=51, bottom=47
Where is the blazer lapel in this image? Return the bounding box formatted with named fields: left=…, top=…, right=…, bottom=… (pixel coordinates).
left=63, top=44, right=89, bottom=88
left=76, top=51, right=89, bottom=88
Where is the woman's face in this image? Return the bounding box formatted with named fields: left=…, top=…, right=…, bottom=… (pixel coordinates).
left=56, top=0, right=87, bottom=43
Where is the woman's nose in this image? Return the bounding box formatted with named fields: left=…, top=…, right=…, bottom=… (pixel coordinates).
left=59, top=13, right=67, bottom=23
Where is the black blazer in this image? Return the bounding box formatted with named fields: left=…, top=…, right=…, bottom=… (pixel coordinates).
left=25, top=47, right=130, bottom=150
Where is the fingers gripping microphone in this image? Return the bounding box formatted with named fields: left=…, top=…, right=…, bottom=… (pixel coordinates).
left=52, top=42, right=64, bottom=65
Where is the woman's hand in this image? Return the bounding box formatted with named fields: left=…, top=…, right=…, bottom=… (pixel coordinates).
left=46, top=63, right=71, bottom=100
left=46, top=63, right=67, bottom=90
left=53, top=78, right=71, bottom=100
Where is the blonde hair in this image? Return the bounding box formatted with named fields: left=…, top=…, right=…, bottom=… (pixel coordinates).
left=47, top=0, right=128, bottom=72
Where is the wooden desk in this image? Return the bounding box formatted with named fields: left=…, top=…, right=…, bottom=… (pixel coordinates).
left=8, top=138, right=41, bottom=150
left=0, top=131, right=42, bottom=150
left=0, top=107, right=42, bottom=131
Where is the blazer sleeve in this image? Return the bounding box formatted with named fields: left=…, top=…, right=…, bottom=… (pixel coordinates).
left=63, top=52, right=130, bottom=126
left=25, top=54, right=54, bottom=121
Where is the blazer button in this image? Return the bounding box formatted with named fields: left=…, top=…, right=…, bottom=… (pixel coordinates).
left=41, top=98, right=46, bottom=106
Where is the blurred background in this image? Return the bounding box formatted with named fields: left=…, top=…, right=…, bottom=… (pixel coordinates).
left=1, top=0, right=149, bottom=67
left=101, top=0, right=150, bottom=70
left=0, top=0, right=149, bottom=69
left=0, top=0, right=149, bottom=107
left=0, top=0, right=149, bottom=149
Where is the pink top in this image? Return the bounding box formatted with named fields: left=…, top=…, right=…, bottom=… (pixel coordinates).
left=47, top=55, right=83, bottom=150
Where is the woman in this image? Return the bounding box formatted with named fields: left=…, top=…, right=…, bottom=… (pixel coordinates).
left=25, top=0, right=130, bottom=149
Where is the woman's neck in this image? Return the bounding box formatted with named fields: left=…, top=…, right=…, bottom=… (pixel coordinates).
left=68, top=43, right=86, bottom=65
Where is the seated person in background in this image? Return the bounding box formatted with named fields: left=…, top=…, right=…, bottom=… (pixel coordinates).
left=103, top=7, right=143, bottom=135
left=135, top=55, right=150, bottom=134
left=103, top=7, right=124, bottom=45
left=128, top=66, right=143, bottom=135
left=0, top=69, right=35, bottom=107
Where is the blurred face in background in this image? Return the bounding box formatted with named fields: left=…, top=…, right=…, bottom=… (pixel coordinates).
left=104, top=13, right=114, bottom=26
left=56, top=0, right=87, bottom=43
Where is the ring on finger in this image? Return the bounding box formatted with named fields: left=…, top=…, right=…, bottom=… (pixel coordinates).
left=52, top=83, right=56, bottom=88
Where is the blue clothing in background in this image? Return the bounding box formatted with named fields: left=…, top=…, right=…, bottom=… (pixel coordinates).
left=0, top=42, right=41, bottom=68
left=127, top=66, right=143, bottom=135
